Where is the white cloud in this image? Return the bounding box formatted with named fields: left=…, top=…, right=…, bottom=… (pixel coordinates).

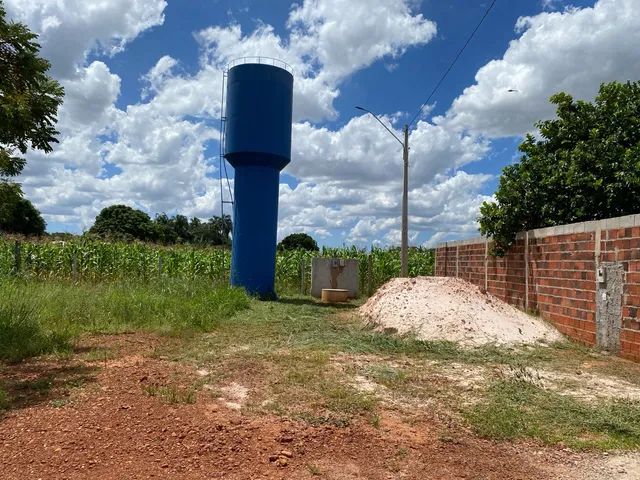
left=444, top=0, right=640, bottom=138
left=16, top=0, right=442, bottom=240
left=290, top=115, right=489, bottom=188
left=142, top=55, right=178, bottom=98
left=5, top=0, right=167, bottom=79
left=287, top=0, right=436, bottom=81
left=197, top=0, right=436, bottom=122
left=541, top=0, right=563, bottom=11
left=21, top=0, right=637, bottom=247
left=58, top=61, right=121, bottom=127
left=277, top=171, right=492, bottom=247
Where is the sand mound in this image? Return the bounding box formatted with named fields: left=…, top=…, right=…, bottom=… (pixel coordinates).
left=360, top=276, right=562, bottom=347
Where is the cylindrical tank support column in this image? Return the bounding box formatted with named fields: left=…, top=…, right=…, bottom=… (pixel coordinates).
left=224, top=62, right=293, bottom=298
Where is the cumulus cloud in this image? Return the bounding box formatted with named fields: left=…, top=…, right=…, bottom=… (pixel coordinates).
left=14, top=0, right=440, bottom=239
left=58, top=61, right=121, bottom=127
left=287, top=0, right=436, bottom=81
left=277, top=171, right=492, bottom=247
left=445, top=0, right=640, bottom=137
left=290, top=115, right=488, bottom=188
left=197, top=0, right=436, bottom=121
left=4, top=0, right=167, bottom=78
left=14, top=0, right=639, bottom=246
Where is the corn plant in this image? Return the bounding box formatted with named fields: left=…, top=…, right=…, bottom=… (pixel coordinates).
left=0, top=238, right=434, bottom=295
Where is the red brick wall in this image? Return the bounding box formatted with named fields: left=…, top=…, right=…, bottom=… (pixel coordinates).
left=435, top=215, right=640, bottom=361
left=604, top=226, right=640, bottom=361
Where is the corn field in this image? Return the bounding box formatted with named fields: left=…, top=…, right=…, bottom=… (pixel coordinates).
left=0, top=239, right=434, bottom=295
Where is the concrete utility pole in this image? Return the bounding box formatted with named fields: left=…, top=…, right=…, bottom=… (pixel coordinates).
left=356, top=107, right=410, bottom=278
left=401, top=124, right=409, bottom=277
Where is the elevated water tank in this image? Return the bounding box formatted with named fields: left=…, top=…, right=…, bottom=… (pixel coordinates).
left=224, top=61, right=294, bottom=298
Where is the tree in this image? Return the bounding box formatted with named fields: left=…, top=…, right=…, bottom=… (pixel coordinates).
left=0, top=182, right=20, bottom=227
left=278, top=233, right=319, bottom=251
left=151, top=213, right=231, bottom=246
left=89, top=205, right=156, bottom=242
left=173, top=214, right=192, bottom=243
left=190, top=215, right=232, bottom=246
left=0, top=194, right=45, bottom=235
left=479, top=81, right=640, bottom=255
left=0, top=2, right=64, bottom=193
left=153, top=213, right=178, bottom=244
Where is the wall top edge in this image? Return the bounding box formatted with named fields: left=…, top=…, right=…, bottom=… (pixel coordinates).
left=435, top=212, right=640, bottom=249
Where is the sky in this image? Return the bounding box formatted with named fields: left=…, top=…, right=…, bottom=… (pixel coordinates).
left=5, top=0, right=640, bottom=247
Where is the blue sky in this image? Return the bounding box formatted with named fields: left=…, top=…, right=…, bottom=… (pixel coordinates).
left=6, top=0, right=639, bottom=246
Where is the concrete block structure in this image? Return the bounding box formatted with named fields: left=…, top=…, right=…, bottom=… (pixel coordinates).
left=311, top=258, right=359, bottom=298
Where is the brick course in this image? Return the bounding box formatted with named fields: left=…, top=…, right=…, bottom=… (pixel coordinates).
left=435, top=214, right=640, bottom=361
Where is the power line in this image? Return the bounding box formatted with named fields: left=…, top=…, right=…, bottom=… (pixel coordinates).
left=408, top=0, right=498, bottom=127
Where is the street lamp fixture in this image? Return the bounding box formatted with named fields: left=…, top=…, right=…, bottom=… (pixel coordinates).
left=356, top=106, right=409, bottom=278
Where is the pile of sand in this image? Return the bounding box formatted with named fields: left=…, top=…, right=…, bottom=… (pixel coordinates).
left=360, top=276, right=562, bottom=347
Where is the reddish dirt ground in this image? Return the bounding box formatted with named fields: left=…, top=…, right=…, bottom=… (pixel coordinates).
left=0, top=334, right=586, bottom=479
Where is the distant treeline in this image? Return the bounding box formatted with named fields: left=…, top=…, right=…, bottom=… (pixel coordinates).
left=1, top=201, right=233, bottom=247
left=86, top=205, right=232, bottom=246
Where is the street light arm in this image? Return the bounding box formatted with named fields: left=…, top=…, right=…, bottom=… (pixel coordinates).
left=355, top=106, right=404, bottom=147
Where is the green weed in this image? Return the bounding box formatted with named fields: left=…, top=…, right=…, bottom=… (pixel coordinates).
left=466, top=378, right=640, bottom=450
left=142, top=383, right=197, bottom=404
left=0, top=387, right=8, bottom=411
left=307, top=463, right=322, bottom=476
left=50, top=398, right=68, bottom=408
left=0, top=303, right=71, bottom=362
left=0, top=278, right=250, bottom=340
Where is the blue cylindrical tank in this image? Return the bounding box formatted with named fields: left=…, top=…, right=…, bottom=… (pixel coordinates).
left=224, top=62, right=293, bottom=298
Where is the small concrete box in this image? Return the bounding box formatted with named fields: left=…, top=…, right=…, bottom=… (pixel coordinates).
left=321, top=288, right=349, bottom=303
left=311, top=258, right=359, bottom=299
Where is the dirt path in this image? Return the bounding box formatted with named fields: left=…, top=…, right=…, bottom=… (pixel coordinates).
left=0, top=333, right=634, bottom=479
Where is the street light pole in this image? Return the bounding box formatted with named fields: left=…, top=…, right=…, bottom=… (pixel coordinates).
left=356, top=106, right=409, bottom=278
left=401, top=124, right=409, bottom=277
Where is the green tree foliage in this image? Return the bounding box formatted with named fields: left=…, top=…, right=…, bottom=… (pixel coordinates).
left=0, top=2, right=63, bottom=234
left=0, top=194, right=45, bottom=235
left=189, top=215, right=232, bottom=246
left=155, top=213, right=232, bottom=246
left=89, top=205, right=156, bottom=242
left=0, top=2, right=64, bottom=187
left=479, top=81, right=640, bottom=255
left=278, top=233, right=319, bottom=252
left=0, top=182, right=20, bottom=227
left=88, top=205, right=232, bottom=246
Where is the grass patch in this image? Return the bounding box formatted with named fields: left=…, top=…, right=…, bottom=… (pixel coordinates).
left=0, top=386, right=8, bottom=411
left=0, top=278, right=248, bottom=362
left=0, top=303, right=71, bottom=362
left=15, top=376, right=55, bottom=393
left=466, top=378, right=640, bottom=450
left=50, top=398, right=68, bottom=408
left=142, top=383, right=197, bottom=404
left=307, top=463, right=322, bottom=476
left=168, top=296, right=640, bottom=435
left=260, top=349, right=378, bottom=424
left=0, top=278, right=249, bottom=343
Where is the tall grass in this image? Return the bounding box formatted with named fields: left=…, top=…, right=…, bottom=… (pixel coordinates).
left=0, top=278, right=250, bottom=361
left=0, top=302, right=71, bottom=363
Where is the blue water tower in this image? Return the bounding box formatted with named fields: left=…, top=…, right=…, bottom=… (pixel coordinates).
left=224, top=60, right=294, bottom=298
